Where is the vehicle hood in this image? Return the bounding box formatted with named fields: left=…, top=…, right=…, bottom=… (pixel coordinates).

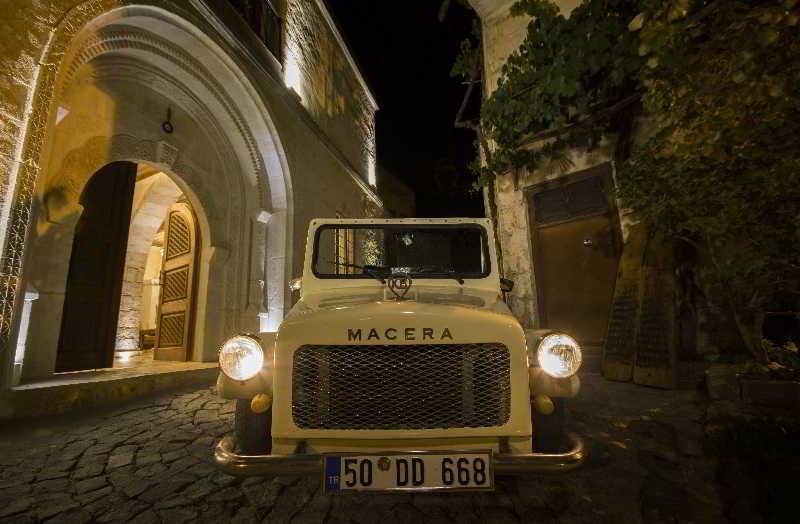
left=278, top=285, right=522, bottom=348
left=291, top=284, right=509, bottom=314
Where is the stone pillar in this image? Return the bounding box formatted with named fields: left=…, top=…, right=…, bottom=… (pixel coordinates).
left=12, top=286, right=39, bottom=386
left=21, top=212, right=83, bottom=382
left=115, top=252, right=148, bottom=352
left=494, top=173, right=537, bottom=328
left=194, top=245, right=229, bottom=362
left=265, top=209, right=288, bottom=331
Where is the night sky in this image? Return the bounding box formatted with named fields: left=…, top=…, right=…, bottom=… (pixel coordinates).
left=326, top=1, right=484, bottom=218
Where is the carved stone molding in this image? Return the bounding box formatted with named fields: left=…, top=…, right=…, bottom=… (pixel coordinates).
left=59, top=25, right=267, bottom=207
left=81, top=58, right=237, bottom=170
left=156, top=141, right=179, bottom=168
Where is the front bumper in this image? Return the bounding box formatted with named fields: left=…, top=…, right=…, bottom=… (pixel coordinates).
left=214, top=434, right=586, bottom=477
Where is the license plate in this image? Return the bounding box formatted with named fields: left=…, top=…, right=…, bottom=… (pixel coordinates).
left=323, top=451, right=494, bottom=492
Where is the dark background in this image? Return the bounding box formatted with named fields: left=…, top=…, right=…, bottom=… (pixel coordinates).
left=326, top=1, right=483, bottom=217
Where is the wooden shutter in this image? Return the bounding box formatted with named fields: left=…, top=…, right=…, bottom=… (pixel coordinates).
left=154, top=203, right=198, bottom=361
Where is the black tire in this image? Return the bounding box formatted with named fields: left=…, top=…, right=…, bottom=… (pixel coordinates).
left=234, top=399, right=272, bottom=455
left=533, top=398, right=568, bottom=453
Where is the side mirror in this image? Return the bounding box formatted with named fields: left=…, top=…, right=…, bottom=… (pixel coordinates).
left=289, top=277, right=302, bottom=293
left=500, top=278, right=514, bottom=293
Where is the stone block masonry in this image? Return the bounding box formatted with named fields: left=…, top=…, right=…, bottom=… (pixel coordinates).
left=284, top=0, right=378, bottom=184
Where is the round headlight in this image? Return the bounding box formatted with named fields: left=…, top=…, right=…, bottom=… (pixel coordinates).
left=219, top=335, right=264, bottom=381
left=537, top=333, right=582, bottom=378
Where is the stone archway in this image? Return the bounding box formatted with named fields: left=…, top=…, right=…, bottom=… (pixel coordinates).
left=2, top=2, right=295, bottom=384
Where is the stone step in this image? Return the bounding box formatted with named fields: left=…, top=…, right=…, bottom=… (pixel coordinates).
left=0, top=364, right=218, bottom=421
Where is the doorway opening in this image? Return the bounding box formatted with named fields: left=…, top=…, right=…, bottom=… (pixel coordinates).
left=527, top=165, right=622, bottom=358
left=55, top=162, right=200, bottom=373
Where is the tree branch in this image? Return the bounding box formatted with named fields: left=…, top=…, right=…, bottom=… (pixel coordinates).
left=454, top=47, right=482, bottom=130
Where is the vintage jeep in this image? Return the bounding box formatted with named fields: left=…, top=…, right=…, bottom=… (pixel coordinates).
left=214, top=218, right=585, bottom=491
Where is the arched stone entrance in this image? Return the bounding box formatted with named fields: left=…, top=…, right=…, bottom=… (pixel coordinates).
left=3, top=2, right=294, bottom=383
left=55, top=160, right=203, bottom=371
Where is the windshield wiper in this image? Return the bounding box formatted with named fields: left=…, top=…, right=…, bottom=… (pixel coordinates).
left=325, top=260, right=389, bottom=284
left=411, top=266, right=465, bottom=285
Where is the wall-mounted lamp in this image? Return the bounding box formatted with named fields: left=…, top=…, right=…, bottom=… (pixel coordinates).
left=162, top=107, right=174, bottom=134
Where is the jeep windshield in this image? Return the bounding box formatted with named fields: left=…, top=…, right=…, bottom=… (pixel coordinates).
left=313, top=224, right=490, bottom=280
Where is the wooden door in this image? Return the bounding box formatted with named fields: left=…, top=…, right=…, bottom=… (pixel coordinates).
left=154, top=203, right=198, bottom=361
left=56, top=162, right=137, bottom=372
left=529, top=167, right=621, bottom=352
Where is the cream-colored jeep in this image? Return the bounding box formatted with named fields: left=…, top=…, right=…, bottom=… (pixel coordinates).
left=214, top=218, right=584, bottom=492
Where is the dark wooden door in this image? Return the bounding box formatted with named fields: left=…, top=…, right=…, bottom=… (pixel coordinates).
left=56, top=162, right=137, bottom=372
left=529, top=167, right=621, bottom=351
left=154, top=203, right=198, bottom=361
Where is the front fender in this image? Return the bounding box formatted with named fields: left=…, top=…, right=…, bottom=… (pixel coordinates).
left=529, top=367, right=580, bottom=398
left=216, top=332, right=275, bottom=400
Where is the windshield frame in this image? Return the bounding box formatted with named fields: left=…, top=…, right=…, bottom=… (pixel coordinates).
left=311, top=223, right=492, bottom=280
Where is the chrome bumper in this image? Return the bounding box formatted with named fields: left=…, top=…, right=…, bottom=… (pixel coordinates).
left=214, top=434, right=586, bottom=477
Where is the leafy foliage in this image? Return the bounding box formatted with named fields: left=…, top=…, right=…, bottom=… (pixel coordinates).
left=450, top=20, right=482, bottom=80
left=475, top=0, right=800, bottom=361
left=743, top=340, right=800, bottom=380
left=478, top=0, right=643, bottom=181
left=620, top=0, right=800, bottom=360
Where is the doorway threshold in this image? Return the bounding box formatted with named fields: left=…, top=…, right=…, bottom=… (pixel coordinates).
left=2, top=361, right=218, bottom=421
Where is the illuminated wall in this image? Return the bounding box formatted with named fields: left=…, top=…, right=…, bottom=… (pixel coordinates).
left=284, top=0, right=378, bottom=186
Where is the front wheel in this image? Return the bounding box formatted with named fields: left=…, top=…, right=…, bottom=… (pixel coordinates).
left=234, top=399, right=272, bottom=455
left=533, top=398, right=568, bottom=453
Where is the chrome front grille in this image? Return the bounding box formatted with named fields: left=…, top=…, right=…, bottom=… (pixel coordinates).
left=291, top=343, right=511, bottom=430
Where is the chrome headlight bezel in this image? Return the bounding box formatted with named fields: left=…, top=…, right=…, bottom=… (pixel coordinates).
left=536, top=332, right=582, bottom=379
left=219, top=334, right=264, bottom=381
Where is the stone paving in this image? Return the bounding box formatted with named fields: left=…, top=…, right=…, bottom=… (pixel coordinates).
left=0, top=373, right=743, bottom=523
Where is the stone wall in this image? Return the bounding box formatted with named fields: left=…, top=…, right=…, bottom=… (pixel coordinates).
left=480, top=4, right=529, bottom=95
left=477, top=0, right=581, bottom=92
left=0, top=2, right=63, bottom=249
left=478, top=0, right=587, bottom=328
left=284, top=0, right=377, bottom=184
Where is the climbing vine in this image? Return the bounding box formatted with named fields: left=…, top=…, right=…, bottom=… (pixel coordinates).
left=469, top=0, right=800, bottom=361
left=478, top=0, right=643, bottom=182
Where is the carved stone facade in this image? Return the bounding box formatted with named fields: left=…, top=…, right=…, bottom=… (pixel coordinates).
left=0, top=0, right=383, bottom=387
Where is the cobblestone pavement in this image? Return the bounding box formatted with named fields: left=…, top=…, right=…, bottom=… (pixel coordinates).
left=1, top=373, right=736, bottom=523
